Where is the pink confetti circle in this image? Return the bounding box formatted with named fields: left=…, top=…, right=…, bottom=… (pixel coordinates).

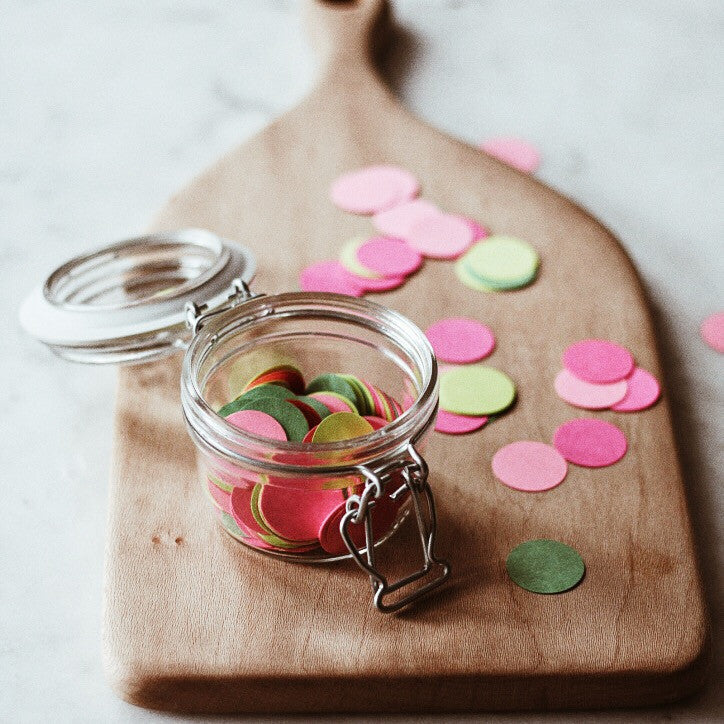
left=701, top=312, right=724, bottom=353
left=425, top=317, right=495, bottom=363
left=225, top=409, right=288, bottom=441
left=258, top=485, right=345, bottom=542
left=299, top=260, right=364, bottom=297
left=453, top=215, right=489, bottom=241
left=563, top=339, right=634, bottom=384
left=480, top=136, right=541, bottom=173
left=554, top=369, right=628, bottom=410
left=553, top=418, right=628, bottom=468
left=207, top=477, right=232, bottom=513
left=405, top=213, right=475, bottom=259
left=492, top=441, right=568, bottom=492
left=434, top=409, right=488, bottom=434
left=363, top=415, right=388, bottom=430
left=230, top=487, right=268, bottom=537
left=356, top=236, right=423, bottom=277
left=330, top=165, right=419, bottom=215
left=373, top=199, right=439, bottom=237
left=611, top=367, right=661, bottom=412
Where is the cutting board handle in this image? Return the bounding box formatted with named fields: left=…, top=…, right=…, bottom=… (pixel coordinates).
left=303, top=0, right=391, bottom=76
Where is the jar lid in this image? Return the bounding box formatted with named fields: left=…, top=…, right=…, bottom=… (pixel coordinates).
left=19, top=229, right=256, bottom=364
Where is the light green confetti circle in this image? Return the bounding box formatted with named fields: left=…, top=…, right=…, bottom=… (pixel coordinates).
left=463, top=236, right=539, bottom=289
left=506, top=539, right=585, bottom=594
left=439, top=366, right=516, bottom=415
left=339, top=236, right=380, bottom=279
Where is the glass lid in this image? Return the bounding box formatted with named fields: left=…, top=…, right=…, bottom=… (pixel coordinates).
left=19, top=228, right=256, bottom=364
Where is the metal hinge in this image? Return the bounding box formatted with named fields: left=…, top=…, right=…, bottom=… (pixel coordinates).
left=184, top=278, right=263, bottom=335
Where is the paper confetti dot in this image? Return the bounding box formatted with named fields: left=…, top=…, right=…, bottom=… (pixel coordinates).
left=454, top=256, right=496, bottom=291
left=553, top=418, right=628, bottom=468
left=300, top=260, right=364, bottom=297
left=492, top=441, right=568, bottom=492
left=701, top=312, right=724, bottom=353
left=356, top=236, right=423, bottom=277
left=506, top=539, right=585, bottom=594
left=563, top=339, right=634, bottom=384
left=434, top=409, right=488, bottom=434
left=330, top=165, right=419, bottom=215
left=405, top=212, right=474, bottom=259
left=224, top=409, right=288, bottom=441
left=554, top=369, right=628, bottom=410
left=461, top=236, right=539, bottom=290
left=258, top=485, right=344, bottom=543
left=611, top=367, right=661, bottom=412
left=311, top=412, right=374, bottom=443
left=439, top=366, right=516, bottom=416
left=481, top=136, right=541, bottom=174
left=373, top=199, right=439, bottom=237
left=339, top=237, right=381, bottom=279
left=425, top=317, right=495, bottom=364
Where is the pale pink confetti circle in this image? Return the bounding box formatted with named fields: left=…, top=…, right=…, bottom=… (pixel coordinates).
left=553, top=418, right=628, bottom=468
left=554, top=369, right=628, bottom=410
left=373, top=199, right=439, bottom=237
left=425, top=317, right=495, bottom=363
left=611, top=367, right=661, bottom=412
left=434, top=409, right=488, bottom=434
left=300, top=260, right=364, bottom=297
left=701, top=312, right=724, bottom=353
left=492, top=441, right=568, bottom=492
left=563, top=339, right=634, bottom=384
left=406, top=213, right=474, bottom=259
left=330, top=165, right=419, bottom=215
left=480, top=136, right=541, bottom=173
left=224, top=409, right=288, bottom=441
left=356, top=236, right=422, bottom=277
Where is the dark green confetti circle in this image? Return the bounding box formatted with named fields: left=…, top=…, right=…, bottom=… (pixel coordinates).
left=506, top=539, right=585, bottom=594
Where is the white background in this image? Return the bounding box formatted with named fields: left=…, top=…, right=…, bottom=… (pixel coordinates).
left=1, top=1, right=722, bottom=721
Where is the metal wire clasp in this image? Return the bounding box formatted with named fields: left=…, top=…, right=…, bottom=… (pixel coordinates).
left=184, top=278, right=262, bottom=334
left=340, top=444, right=451, bottom=613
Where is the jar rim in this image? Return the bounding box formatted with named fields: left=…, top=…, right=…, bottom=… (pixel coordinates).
left=181, top=292, right=438, bottom=472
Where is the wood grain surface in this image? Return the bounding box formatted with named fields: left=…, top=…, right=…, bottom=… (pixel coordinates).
left=103, top=0, right=709, bottom=713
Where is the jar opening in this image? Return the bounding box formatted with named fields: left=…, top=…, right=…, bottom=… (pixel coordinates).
left=181, top=292, right=438, bottom=473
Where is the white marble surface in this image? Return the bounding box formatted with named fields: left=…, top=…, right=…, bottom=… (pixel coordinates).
left=2, top=0, right=722, bottom=721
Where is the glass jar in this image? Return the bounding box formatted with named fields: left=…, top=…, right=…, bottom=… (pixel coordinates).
left=20, top=230, right=450, bottom=611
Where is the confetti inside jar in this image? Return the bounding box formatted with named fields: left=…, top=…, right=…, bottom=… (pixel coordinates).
left=19, top=230, right=450, bottom=612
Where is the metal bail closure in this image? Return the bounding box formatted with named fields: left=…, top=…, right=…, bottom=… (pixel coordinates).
left=340, top=444, right=451, bottom=613
left=18, top=228, right=256, bottom=365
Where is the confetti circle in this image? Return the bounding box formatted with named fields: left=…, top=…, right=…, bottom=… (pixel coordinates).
left=339, top=237, right=380, bottom=279
left=373, top=199, right=439, bottom=237
left=299, top=260, right=364, bottom=297
left=506, top=539, right=585, bottom=594
left=455, top=257, right=495, bottom=291
left=563, top=339, right=634, bottom=384
left=553, top=418, right=628, bottom=468
left=492, top=441, right=568, bottom=492
left=356, top=236, right=423, bottom=277
left=258, top=485, right=344, bottom=542
left=311, top=412, right=374, bottom=443
left=224, top=409, right=289, bottom=441
left=330, top=165, right=419, bottom=215
left=425, top=317, right=495, bottom=363
left=405, top=213, right=474, bottom=259
left=611, top=367, right=661, bottom=412
left=481, top=136, right=541, bottom=174
left=352, top=273, right=406, bottom=293
left=554, top=369, right=628, bottom=410
left=463, top=236, right=539, bottom=290
left=701, top=312, right=724, bottom=353
left=434, top=409, right=488, bottom=434
left=454, top=215, right=489, bottom=241
left=439, top=366, right=516, bottom=416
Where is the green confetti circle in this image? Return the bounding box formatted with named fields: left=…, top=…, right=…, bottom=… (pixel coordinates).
left=506, top=539, right=585, bottom=594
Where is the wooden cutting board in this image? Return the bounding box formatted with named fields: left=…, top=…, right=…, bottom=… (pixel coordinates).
left=103, top=0, right=709, bottom=713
